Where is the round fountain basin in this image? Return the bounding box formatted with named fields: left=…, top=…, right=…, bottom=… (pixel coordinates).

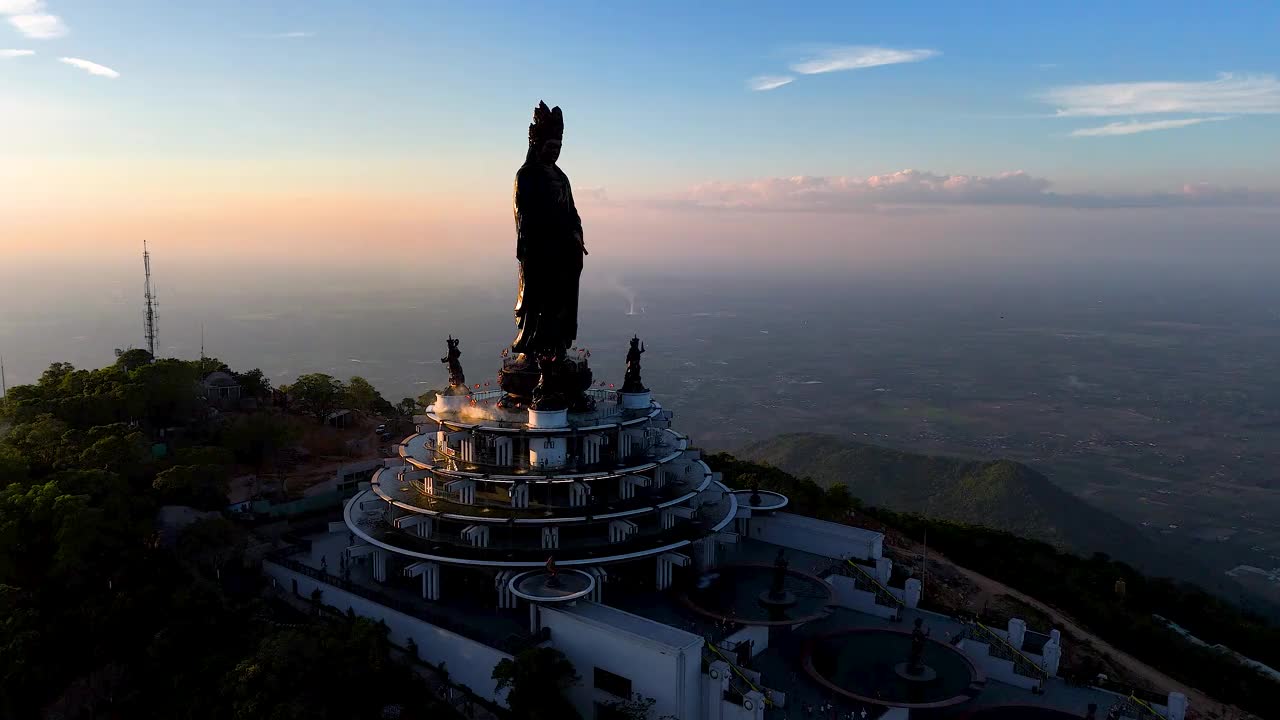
left=804, top=628, right=984, bottom=709
left=682, top=564, right=833, bottom=626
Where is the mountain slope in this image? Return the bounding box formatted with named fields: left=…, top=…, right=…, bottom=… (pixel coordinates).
left=736, top=432, right=1163, bottom=565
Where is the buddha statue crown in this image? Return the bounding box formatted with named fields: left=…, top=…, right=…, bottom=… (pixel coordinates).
left=528, top=100, right=564, bottom=147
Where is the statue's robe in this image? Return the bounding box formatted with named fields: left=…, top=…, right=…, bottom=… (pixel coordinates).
left=512, top=161, right=583, bottom=357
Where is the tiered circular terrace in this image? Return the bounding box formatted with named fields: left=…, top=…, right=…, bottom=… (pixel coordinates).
left=344, top=386, right=742, bottom=569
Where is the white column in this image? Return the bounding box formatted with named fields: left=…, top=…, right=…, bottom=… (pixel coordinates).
left=394, top=514, right=433, bottom=538
left=405, top=561, right=440, bottom=600
left=1007, top=618, right=1027, bottom=650
left=542, top=526, right=560, bottom=549
left=620, top=474, right=650, bottom=500
left=608, top=519, right=637, bottom=543
left=495, top=571, right=518, bottom=609
left=494, top=436, right=513, bottom=466
left=617, top=429, right=633, bottom=459
left=707, top=660, right=731, bottom=720
left=588, top=567, right=607, bottom=602
left=698, top=537, right=717, bottom=568
left=447, top=479, right=476, bottom=505
left=904, top=578, right=922, bottom=608
left=582, top=433, right=603, bottom=465
left=372, top=549, right=387, bottom=582
left=656, top=552, right=690, bottom=591
left=875, top=557, right=893, bottom=585
left=1041, top=636, right=1061, bottom=677
left=569, top=481, right=590, bottom=507
left=462, top=525, right=490, bottom=547
left=461, top=435, right=475, bottom=463
left=509, top=482, right=530, bottom=508
left=661, top=508, right=678, bottom=529
left=1166, top=692, right=1188, bottom=720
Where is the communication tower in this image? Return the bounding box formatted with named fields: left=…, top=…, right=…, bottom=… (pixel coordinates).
left=143, top=241, right=158, bottom=359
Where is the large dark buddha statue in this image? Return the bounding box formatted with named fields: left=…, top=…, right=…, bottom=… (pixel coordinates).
left=512, top=101, right=587, bottom=360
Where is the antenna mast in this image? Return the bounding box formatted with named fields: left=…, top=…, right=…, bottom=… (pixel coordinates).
left=143, top=240, right=158, bottom=359
left=1, top=356, right=7, bottom=400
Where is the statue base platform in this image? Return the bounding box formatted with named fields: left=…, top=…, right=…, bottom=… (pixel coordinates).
left=528, top=408, right=569, bottom=429
left=434, top=392, right=470, bottom=413
left=893, top=662, right=937, bottom=683
left=498, top=355, right=595, bottom=412
left=757, top=590, right=797, bottom=609
left=619, top=390, right=651, bottom=409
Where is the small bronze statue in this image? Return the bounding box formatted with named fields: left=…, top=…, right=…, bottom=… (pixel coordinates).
left=908, top=617, right=930, bottom=673
left=545, top=555, right=561, bottom=588
left=768, top=548, right=789, bottom=601
left=749, top=478, right=763, bottom=507
left=441, top=336, right=466, bottom=391
left=621, top=336, right=647, bottom=393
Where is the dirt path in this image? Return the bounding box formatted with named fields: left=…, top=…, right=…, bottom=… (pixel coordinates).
left=918, top=546, right=1251, bottom=720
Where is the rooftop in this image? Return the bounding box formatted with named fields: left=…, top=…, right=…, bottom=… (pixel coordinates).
left=551, top=601, right=704, bottom=651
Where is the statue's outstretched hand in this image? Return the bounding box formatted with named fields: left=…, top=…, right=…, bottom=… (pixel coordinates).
left=576, top=231, right=588, bottom=256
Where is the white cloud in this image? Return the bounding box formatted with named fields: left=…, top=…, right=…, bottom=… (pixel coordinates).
left=1041, top=73, right=1280, bottom=117
left=0, top=0, right=43, bottom=12
left=748, top=75, right=793, bottom=92
left=668, top=169, right=1279, bottom=212
left=59, top=56, right=119, bottom=78
left=0, top=48, right=35, bottom=57
left=1071, top=116, right=1230, bottom=137
left=789, top=46, right=938, bottom=75
left=248, top=31, right=315, bottom=39
left=1, top=0, right=67, bottom=39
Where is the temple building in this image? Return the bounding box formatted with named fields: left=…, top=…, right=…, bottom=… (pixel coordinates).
left=261, top=101, right=1188, bottom=720
left=263, top=357, right=1187, bottom=720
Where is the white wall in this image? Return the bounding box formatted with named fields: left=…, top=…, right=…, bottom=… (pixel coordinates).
left=956, top=639, right=1038, bottom=691
left=538, top=602, right=703, bottom=720
left=824, top=575, right=897, bottom=619
left=723, top=625, right=769, bottom=658
left=750, top=512, right=883, bottom=562
left=264, top=561, right=512, bottom=704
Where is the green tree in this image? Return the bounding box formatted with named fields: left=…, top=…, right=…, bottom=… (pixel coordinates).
left=175, top=517, right=246, bottom=575
left=113, top=348, right=154, bottom=372
left=232, top=368, right=272, bottom=400
left=344, top=376, right=386, bottom=414
left=289, top=373, right=346, bottom=423
left=77, top=433, right=148, bottom=478
left=219, top=412, right=296, bottom=465
left=395, top=397, right=418, bottom=417
left=226, top=618, right=443, bottom=720
left=492, top=647, right=581, bottom=719
left=130, top=359, right=202, bottom=426
left=153, top=465, right=229, bottom=510
left=2, top=414, right=73, bottom=475
left=0, top=447, right=29, bottom=488
left=175, top=445, right=236, bottom=468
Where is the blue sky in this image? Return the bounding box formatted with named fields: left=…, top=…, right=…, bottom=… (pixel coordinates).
left=1, top=0, right=1277, bottom=269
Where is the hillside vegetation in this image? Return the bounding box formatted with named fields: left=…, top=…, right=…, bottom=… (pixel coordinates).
left=708, top=451, right=1280, bottom=718
left=0, top=357, right=451, bottom=718
left=736, top=432, right=1204, bottom=582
